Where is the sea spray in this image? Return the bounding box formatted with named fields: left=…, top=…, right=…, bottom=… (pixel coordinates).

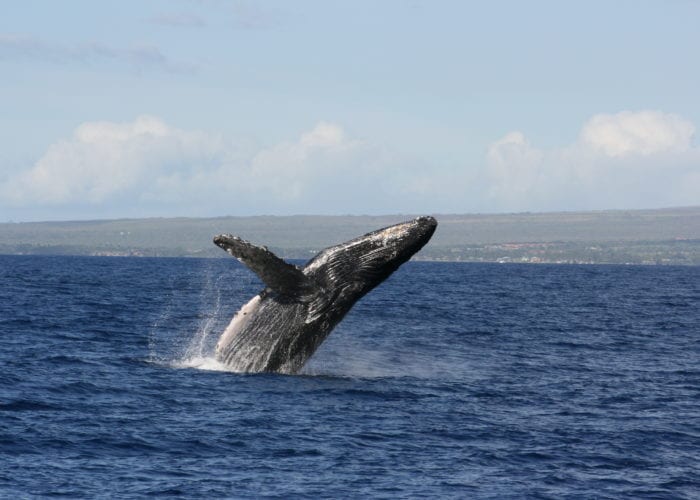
left=148, top=259, right=252, bottom=371
left=147, top=291, right=175, bottom=365
left=175, top=271, right=234, bottom=371
left=181, top=272, right=223, bottom=360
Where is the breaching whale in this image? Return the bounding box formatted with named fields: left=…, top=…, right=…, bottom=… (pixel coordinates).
left=213, top=216, right=437, bottom=374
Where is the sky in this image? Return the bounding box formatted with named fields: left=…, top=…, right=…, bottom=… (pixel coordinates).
left=1, top=0, right=699, bottom=221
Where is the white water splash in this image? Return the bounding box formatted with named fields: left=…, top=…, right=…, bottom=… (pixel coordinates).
left=182, top=273, right=223, bottom=360
left=148, top=262, right=253, bottom=373
left=169, top=355, right=233, bottom=372
left=173, top=271, right=230, bottom=371
left=147, top=297, right=174, bottom=365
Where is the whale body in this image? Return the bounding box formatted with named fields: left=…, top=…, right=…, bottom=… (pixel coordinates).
left=213, top=216, right=437, bottom=374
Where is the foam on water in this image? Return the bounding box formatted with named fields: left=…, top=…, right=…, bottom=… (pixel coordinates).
left=169, top=355, right=233, bottom=372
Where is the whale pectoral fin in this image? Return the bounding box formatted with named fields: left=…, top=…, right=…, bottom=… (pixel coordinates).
left=214, top=234, right=309, bottom=298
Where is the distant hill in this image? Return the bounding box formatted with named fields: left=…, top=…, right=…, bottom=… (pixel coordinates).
left=1, top=206, right=699, bottom=265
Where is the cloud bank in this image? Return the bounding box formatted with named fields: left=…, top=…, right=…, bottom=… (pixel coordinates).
left=1, top=111, right=698, bottom=220
left=0, top=116, right=408, bottom=217
left=485, top=110, right=699, bottom=211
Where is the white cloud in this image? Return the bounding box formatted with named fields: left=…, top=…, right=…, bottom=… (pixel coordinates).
left=247, top=122, right=365, bottom=199
left=486, top=131, right=544, bottom=204
left=579, top=110, right=695, bottom=157
left=0, top=117, right=409, bottom=216
left=484, top=110, right=700, bottom=211
left=1, top=116, right=226, bottom=206
left=3, top=110, right=698, bottom=220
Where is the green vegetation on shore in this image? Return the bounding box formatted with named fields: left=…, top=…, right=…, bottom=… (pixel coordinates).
left=1, top=206, right=699, bottom=265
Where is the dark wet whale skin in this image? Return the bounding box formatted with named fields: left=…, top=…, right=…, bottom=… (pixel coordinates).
left=213, top=216, right=437, bottom=374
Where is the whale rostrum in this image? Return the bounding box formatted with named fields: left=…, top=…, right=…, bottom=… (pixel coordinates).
left=213, top=216, right=437, bottom=374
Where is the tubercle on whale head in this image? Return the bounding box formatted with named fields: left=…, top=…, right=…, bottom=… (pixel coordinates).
left=368, top=216, right=437, bottom=252
left=409, top=216, right=438, bottom=238
left=394, top=216, right=436, bottom=256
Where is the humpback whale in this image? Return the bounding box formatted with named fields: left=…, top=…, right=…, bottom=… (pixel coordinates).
left=213, top=216, right=437, bottom=374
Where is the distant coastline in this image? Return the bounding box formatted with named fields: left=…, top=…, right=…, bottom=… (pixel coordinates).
left=1, top=206, right=699, bottom=265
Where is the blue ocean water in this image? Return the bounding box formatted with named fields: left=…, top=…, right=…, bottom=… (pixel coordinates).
left=1, top=255, right=698, bottom=499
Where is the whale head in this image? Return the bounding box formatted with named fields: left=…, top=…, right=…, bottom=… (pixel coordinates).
left=303, top=216, right=438, bottom=296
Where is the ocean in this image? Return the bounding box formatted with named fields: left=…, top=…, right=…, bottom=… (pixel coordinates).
left=1, top=255, right=698, bottom=498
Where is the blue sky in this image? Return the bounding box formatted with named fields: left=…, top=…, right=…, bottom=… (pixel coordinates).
left=1, top=0, right=699, bottom=221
